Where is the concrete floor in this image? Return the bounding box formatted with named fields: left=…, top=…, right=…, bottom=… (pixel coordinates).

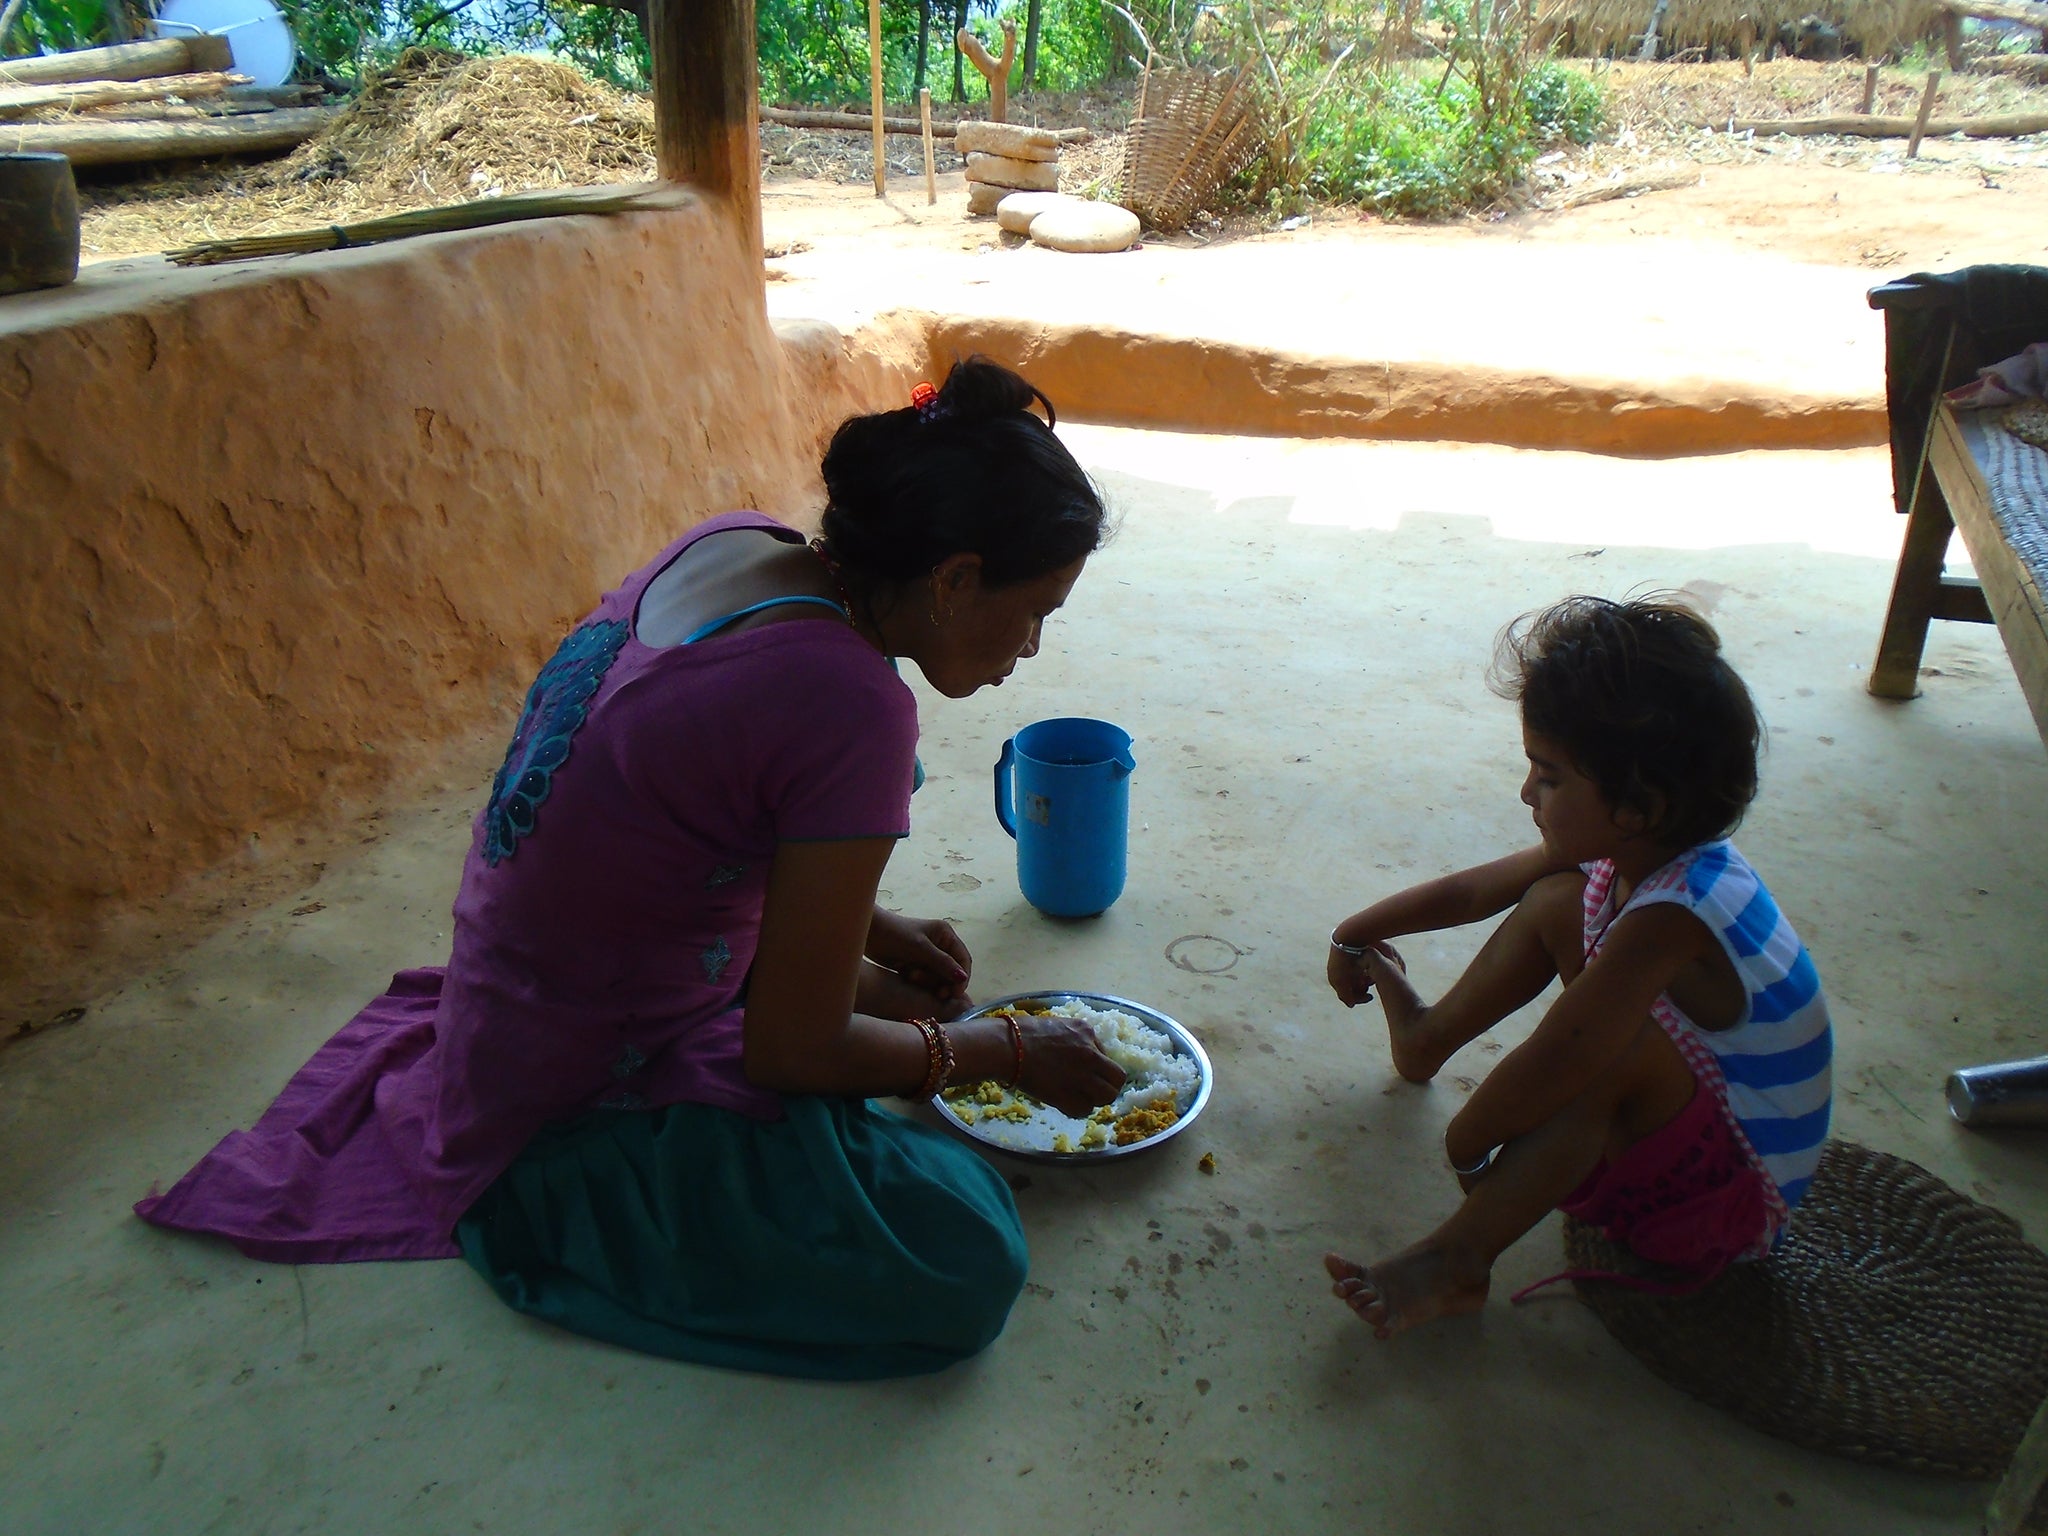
left=5, top=428, right=2046, bottom=1534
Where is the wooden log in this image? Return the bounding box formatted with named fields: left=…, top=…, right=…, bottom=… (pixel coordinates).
left=647, top=0, right=760, bottom=258
left=920, top=86, right=935, bottom=205
left=1550, top=168, right=1698, bottom=209
left=0, top=35, right=231, bottom=87
left=222, top=83, right=325, bottom=106
left=957, top=20, right=1016, bottom=121
left=1708, top=110, right=2048, bottom=136
left=1935, top=0, right=2048, bottom=26
left=4, top=105, right=334, bottom=165
left=0, top=69, right=247, bottom=120
left=1907, top=70, right=1943, bottom=158
left=1978, top=52, right=2048, bottom=81
left=867, top=0, right=884, bottom=197
left=60, top=98, right=292, bottom=120
left=1861, top=61, right=1879, bottom=113
left=757, top=104, right=1089, bottom=141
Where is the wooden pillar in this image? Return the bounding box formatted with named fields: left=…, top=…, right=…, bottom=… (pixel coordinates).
left=648, top=0, right=762, bottom=258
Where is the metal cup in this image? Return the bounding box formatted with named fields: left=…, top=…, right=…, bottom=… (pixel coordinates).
left=1946, top=1055, right=2048, bottom=1128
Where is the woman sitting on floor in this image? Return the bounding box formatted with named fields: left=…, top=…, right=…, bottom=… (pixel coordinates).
left=137, top=359, right=1127, bottom=1379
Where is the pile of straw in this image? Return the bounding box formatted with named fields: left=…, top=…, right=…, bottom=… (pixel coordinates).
left=74, top=50, right=658, bottom=259
left=286, top=48, right=655, bottom=201
left=1533, top=0, right=1946, bottom=60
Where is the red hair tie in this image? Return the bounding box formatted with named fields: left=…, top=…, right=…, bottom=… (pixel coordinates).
left=910, top=380, right=945, bottom=422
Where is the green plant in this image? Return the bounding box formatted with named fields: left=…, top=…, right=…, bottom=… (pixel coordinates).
left=1223, top=0, right=1607, bottom=218
left=1523, top=56, right=1602, bottom=144
left=1028, top=0, right=1113, bottom=85
left=6, top=0, right=117, bottom=56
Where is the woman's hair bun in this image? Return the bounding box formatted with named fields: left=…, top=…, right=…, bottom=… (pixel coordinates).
left=930, top=355, right=1058, bottom=428
left=819, top=356, right=1104, bottom=589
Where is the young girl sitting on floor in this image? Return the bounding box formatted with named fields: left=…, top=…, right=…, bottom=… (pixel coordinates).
left=1323, top=595, right=1832, bottom=1339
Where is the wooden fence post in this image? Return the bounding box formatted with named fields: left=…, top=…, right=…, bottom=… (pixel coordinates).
left=920, top=87, right=936, bottom=204
left=1907, top=70, right=1942, bottom=158
left=869, top=0, right=886, bottom=197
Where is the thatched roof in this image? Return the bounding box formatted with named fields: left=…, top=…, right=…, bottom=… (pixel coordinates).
left=1533, top=0, right=1945, bottom=58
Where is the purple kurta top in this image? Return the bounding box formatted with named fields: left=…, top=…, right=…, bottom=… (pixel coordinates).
left=137, top=513, right=919, bottom=1261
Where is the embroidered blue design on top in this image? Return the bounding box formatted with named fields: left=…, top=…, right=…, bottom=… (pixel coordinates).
left=701, top=936, right=732, bottom=984
left=483, top=617, right=630, bottom=866
left=610, top=1044, right=647, bottom=1080
left=706, top=864, right=746, bottom=890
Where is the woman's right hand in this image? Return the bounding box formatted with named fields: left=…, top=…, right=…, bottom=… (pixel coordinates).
left=1013, top=1013, right=1126, bottom=1119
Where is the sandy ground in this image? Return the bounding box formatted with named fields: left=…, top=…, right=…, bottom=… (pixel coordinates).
left=6, top=431, right=2045, bottom=1535
left=763, top=153, right=2048, bottom=284
left=9, top=88, right=2048, bottom=1536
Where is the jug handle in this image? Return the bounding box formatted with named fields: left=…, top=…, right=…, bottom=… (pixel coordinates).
left=993, top=738, right=1017, bottom=839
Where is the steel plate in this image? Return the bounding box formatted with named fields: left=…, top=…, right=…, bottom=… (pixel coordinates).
left=929, top=991, right=1213, bottom=1164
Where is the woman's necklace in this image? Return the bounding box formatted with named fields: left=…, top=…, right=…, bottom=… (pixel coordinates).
left=809, top=537, right=886, bottom=653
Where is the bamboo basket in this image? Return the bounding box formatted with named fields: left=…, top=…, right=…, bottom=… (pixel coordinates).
left=1117, top=62, right=1268, bottom=232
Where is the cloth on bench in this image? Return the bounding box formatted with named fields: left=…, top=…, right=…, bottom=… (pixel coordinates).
left=1950, top=342, right=2048, bottom=410
left=1878, top=266, right=2048, bottom=515
left=1958, top=410, right=2048, bottom=589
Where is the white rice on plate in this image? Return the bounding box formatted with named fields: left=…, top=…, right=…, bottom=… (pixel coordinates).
left=942, top=999, right=1200, bottom=1154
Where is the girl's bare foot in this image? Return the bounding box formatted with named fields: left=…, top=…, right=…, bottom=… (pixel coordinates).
left=1323, top=1244, right=1491, bottom=1340
left=1364, top=946, right=1442, bottom=1083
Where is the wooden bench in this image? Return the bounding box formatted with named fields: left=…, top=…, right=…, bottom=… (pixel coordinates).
left=1868, top=268, right=2048, bottom=752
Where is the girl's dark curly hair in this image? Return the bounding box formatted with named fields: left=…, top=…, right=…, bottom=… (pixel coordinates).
left=816, top=357, right=1108, bottom=597
left=1492, top=594, right=1762, bottom=851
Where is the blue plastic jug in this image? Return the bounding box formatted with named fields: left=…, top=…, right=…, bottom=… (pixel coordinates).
left=993, top=717, right=1137, bottom=917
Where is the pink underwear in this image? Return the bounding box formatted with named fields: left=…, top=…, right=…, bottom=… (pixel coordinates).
left=1513, top=1078, right=1774, bottom=1302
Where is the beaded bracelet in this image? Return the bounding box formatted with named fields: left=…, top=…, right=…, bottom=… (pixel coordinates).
left=1001, top=1012, right=1026, bottom=1086
left=911, top=1016, right=955, bottom=1099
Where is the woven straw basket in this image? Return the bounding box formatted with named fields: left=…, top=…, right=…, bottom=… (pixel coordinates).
left=1562, top=1140, right=2048, bottom=1482
left=1117, top=63, right=1266, bottom=232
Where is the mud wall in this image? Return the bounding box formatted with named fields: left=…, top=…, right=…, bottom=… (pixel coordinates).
left=0, top=194, right=915, bottom=1016
left=918, top=315, right=1885, bottom=456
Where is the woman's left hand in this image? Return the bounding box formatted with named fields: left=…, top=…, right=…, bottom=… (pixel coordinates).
left=865, top=908, right=973, bottom=1014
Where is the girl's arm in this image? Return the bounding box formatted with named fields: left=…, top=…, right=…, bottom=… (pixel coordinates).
left=1442, top=902, right=1716, bottom=1170
left=743, top=838, right=1123, bottom=1116
left=1328, top=845, right=1577, bottom=1007
left=1332, top=845, right=1576, bottom=948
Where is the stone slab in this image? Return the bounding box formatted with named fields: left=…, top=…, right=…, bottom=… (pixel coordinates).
left=965, top=152, right=1059, bottom=193
left=1028, top=201, right=1141, bottom=253
left=954, top=120, right=1060, bottom=159
left=995, top=192, right=1081, bottom=235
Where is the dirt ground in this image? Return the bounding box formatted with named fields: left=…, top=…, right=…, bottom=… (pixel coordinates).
left=57, top=54, right=2048, bottom=270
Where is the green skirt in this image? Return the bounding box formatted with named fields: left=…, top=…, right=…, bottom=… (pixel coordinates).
left=455, top=1095, right=1027, bottom=1380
